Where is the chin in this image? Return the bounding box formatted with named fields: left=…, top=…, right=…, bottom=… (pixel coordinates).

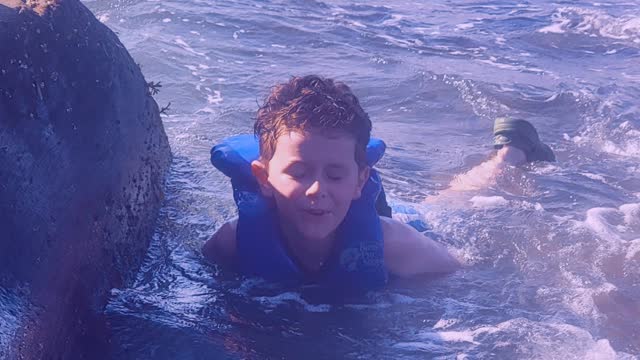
left=299, top=226, right=336, bottom=241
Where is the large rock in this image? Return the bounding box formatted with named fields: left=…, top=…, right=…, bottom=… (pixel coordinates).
left=0, top=0, right=171, bottom=358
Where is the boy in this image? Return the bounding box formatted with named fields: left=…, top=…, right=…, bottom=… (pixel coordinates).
left=203, top=75, right=460, bottom=289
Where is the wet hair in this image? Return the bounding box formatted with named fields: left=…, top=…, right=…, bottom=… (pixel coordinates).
left=254, top=75, right=372, bottom=167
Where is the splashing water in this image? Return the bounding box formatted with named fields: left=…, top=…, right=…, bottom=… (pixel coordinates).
left=75, top=0, right=640, bottom=358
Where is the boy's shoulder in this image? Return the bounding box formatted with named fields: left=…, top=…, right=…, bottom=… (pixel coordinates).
left=381, top=216, right=417, bottom=275
left=380, top=216, right=461, bottom=276
left=202, top=219, right=237, bottom=268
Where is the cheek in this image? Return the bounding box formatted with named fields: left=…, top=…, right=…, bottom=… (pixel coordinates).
left=269, top=174, right=305, bottom=202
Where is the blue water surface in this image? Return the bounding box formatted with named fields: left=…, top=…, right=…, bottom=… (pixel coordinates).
left=80, top=0, right=640, bottom=358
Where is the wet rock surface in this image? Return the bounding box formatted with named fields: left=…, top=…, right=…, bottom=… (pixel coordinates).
left=0, top=0, right=171, bottom=358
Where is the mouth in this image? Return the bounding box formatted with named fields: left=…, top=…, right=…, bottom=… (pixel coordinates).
left=304, top=209, right=331, bottom=217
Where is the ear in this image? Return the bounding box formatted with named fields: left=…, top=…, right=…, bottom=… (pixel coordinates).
left=353, top=166, right=370, bottom=199
left=251, top=159, right=273, bottom=197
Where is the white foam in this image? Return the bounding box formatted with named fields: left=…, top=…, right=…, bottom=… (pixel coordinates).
left=560, top=277, right=617, bottom=320
left=575, top=119, right=640, bottom=159
left=538, top=7, right=640, bottom=44
left=582, top=203, right=640, bottom=246
left=432, top=317, right=461, bottom=330
left=455, top=23, right=474, bottom=31
left=408, top=319, right=622, bottom=359
left=626, top=239, right=640, bottom=261
left=394, top=324, right=498, bottom=353
left=97, top=13, right=110, bottom=23
left=418, top=330, right=477, bottom=344
left=601, top=137, right=640, bottom=158
left=477, top=58, right=544, bottom=74
left=584, top=207, right=625, bottom=247
left=162, top=18, right=171, bottom=23
left=469, top=196, right=508, bottom=208
left=538, top=17, right=571, bottom=34
left=207, top=90, right=223, bottom=105
left=352, top=21, right=367, bottom=28
left=562, top=203, right=640, bottom=322
left=343, top=292, right=422, bottom=311
left=376, top=34, right=415, bottom=48
left=580, top=172, right=607, bottom=182
left=232, top=29, right=245, bottom=39
left=620, top=203, right=640, bottom=227
left=195, top=107, right=216, bottom=114
left=253, top=292, right=331, bottom=313
left=174, top=37, right=206, bottom=57
left=381, top=14, right=404, bottom=27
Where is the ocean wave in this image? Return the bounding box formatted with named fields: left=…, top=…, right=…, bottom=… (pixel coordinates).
left=395, top=317, right=631, bottom=359
left=582, top=203, right=640, bottom=247
left=538, top=7, right=640, bottom=45
left=563, top=202, right=640, bottom=325
left=572, top=119, right=640, bottom=159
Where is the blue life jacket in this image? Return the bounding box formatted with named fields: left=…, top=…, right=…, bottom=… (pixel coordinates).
left=211, top=134, right=388, bottom=292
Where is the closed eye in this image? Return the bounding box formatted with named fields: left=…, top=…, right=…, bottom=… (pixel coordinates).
left=284, top=162, right=307, bottom=179
left=326, top=166, right=347, bottom=181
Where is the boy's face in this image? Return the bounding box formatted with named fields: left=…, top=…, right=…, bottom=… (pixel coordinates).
left=252, top=129, right=369, bottom=242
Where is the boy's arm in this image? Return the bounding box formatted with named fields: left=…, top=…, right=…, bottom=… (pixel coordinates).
left=381, top=216, right=461, bottom=277
left=202, top=218, right=238, bottom=269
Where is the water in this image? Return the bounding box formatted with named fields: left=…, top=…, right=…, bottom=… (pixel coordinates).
left=78, top=0, right=640, bottom=358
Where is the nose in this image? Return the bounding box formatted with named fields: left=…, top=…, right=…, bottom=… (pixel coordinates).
left=305, top=179, right=327, bottom=199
